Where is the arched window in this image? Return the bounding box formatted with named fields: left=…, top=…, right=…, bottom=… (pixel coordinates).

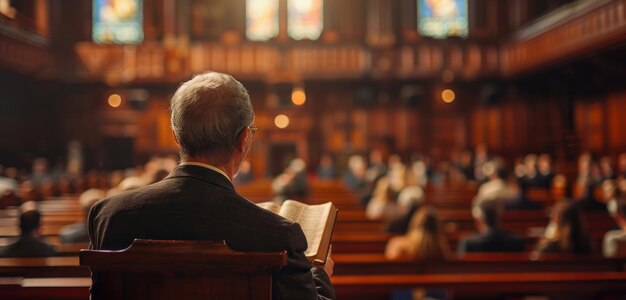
left=417, top=0, right=468, bottom=38
left=93, top=0, right=144, bottom=44
left=246, top=0, right=279, bottom=41
left=288, top=0, right=323, bottom=40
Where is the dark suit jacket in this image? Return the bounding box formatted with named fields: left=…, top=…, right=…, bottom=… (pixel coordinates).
left=0, top=235, right=56, bottom=258
left=88, top=165, right=335, bottom=300
left=457, top=228, right=525, bottom=254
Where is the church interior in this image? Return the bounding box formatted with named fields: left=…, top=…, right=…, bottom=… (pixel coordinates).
left=1, top=0, right=626, bottom=299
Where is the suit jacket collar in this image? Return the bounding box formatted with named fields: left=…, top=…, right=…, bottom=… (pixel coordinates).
left=166, top=164, right=235, bottom=192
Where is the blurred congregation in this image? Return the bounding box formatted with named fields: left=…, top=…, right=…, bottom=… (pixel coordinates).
left=1, top=0, right=626, bottom=299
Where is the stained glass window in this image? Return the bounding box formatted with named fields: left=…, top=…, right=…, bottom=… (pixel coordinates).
left=417, top=0, right=468, bottom=38
left=246, top=0, right=279, bottom=41
left=288, top=0, right=323, bottom=40
left=93, top=0, right=143, bottom=44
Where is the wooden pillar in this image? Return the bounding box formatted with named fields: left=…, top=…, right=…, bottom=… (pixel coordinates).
left=365, top=0, right=395, bottom=47
left=163, top=0, right=176, bottom=41
left=222, top=0, right=244, bottom=42
left=321, top=0, right=339, bottom=42
left=176, top=0, right=190, bottom=39
left=277, top=0, right=288, bottom=41
left=400, top=0, right=418, bottom=41
left=34, top=0, right=48, bottom=36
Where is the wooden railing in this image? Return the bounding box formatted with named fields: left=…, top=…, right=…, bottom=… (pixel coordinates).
left=502, top=0, right=626, bottom=76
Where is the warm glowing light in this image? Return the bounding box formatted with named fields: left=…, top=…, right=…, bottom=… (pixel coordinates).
left=274, top=114, right=290, bottom=128
left=291, top=87, right=306, bottom=105
left=108, top=94, right=122, bottom=107
left=442, top=89, right=455, bottom=103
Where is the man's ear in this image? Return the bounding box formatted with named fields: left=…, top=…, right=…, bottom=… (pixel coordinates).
left=236, top=128, right=249, bottom=153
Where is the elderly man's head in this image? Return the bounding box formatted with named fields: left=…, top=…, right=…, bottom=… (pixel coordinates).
left=170, top=72, right=255, bottom=165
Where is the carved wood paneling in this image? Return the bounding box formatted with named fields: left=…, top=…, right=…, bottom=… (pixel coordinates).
left=74, top=40, right=505, bottom=83
left=502, top=0, right=626, bottom=76
left=0, top=34, right=49, bottom=74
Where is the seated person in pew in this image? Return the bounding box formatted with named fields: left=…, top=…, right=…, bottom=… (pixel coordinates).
left=619, top=153, right=626, bottom=180
left=603, top=180, right=619, bottom=217
left=385, top=186, right=424, bottom=234
left=603, top=195, right=626, bottom=257
left=317, top=154, right=336, bottom=180
left=574, top=154, right=607, bottom=211
left=458, top=200, right=524, bottom=255
left=385, top=206, right=452, bottom=260
left=472, top=160, right=517, bottom=209
left=271, top=158, right=310, bottom=203
left=0, top=201, right=56, bottom=257
left=366, top=155, right=406, bottom=220
left=343, top=154, right=366, bottom=191
left=534, top=200, right=593, bottom=256
left=359, top=149, right=388, bottom=206
left=59, top=188, right=105, bottom=244
left=88, top=72, right=335, bottom=300
left=504, top=180, right=543, bottom=211
left=233, top=160, right=253, bottom=185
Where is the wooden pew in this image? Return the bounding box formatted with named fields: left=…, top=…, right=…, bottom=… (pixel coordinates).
left=332, top=272, right=626, bottom=299
left=81, top=239, right=287, bottom=300
left=333, top=253, right=626, bottom=275
left=0, top=277, right=89, bottom=300
left=0, top=215, right=83, bottom=226
left=0, top=257, right=89, bottom=277
left=4, top=271, right=624, bottom=300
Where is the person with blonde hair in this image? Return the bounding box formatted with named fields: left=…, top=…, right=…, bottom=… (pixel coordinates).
left=385, top=206, right=451, bottom=260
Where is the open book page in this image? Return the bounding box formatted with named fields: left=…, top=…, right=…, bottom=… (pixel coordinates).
left=279, top=200, right=337, bottom=264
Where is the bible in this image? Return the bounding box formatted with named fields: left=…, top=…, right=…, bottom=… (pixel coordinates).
left=257, top=200, right=338, bottom=264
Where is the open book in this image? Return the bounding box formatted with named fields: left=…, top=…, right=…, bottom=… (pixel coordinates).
left=257, top=200, right=338, bottom=264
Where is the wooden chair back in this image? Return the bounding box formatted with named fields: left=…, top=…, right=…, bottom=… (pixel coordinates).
left=80, top=239, right=287, bottom=300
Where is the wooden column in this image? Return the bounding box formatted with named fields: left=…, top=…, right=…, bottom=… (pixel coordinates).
left=400, top=0, right=418, bottom=41
left=321, top=0, right=339, bottom=42
left=34, top=0, right=48, bottom=36
left=223, top=0, right=244, bottom=42
left=366, top=0, right=395, bottom=47
left=277, top=0, right=288, bottom=41
left=163, top=0, right=176, bottom=41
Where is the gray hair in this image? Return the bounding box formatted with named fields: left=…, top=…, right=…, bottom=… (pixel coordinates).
left=170, top=72, right=254, bottom=164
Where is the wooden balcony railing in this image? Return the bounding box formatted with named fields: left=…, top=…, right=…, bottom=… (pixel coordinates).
left=502, top=0, right=626, bottom=76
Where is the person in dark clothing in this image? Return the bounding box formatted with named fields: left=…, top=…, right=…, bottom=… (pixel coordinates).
left=534, top=201, right=593, bottom=256
left=458, top=199, right=524, bottom=255
left=88, top=72, right=335, bottom=300
left=386, top=186, right=424, bottom=234
left=0, top=202, right=56, bottom=257
left=59, top=189, right=104, bottom=244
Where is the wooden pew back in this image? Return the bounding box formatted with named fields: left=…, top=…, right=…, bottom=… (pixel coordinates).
left=80, top=239, right=287, bottom=300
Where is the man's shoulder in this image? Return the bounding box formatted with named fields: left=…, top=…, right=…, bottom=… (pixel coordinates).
left=91, top=186, right=147, bottom=216
left=92, top=177, right=212, bottom=213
